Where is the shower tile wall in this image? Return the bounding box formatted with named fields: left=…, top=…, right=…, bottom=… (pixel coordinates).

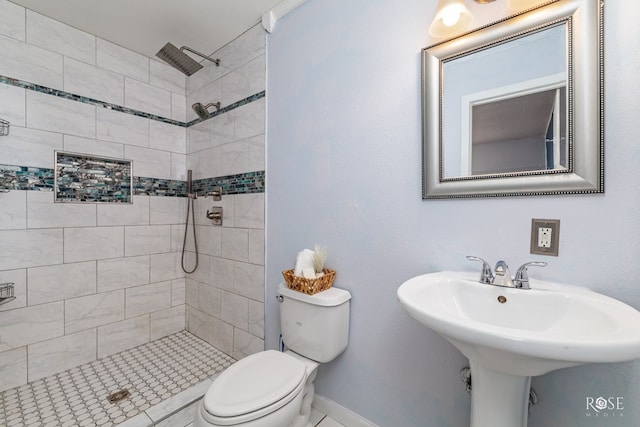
left=0, top=0, right=188, bottom=393
left=184, top=24, right=266, bottom=360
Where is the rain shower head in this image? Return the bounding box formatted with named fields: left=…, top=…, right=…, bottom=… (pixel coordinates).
left=192, top=102, right=221, bottom=120
left=155, top=43, right=220, bottom=76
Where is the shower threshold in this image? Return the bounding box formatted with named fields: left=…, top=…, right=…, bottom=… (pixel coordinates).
left=0, top=331, right=235, bottom=427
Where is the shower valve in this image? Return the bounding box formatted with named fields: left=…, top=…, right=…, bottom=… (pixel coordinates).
left=206, top=207, right=223, bottom=225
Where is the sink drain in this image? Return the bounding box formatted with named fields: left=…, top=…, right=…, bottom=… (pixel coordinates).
left=107, top=389, right=131, bottom=404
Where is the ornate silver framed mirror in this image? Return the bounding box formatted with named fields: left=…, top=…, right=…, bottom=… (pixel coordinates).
left=422, top=0, right=603, bottom=199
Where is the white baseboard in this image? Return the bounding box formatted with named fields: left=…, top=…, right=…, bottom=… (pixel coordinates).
left=312, top=394, right=379, bottom=427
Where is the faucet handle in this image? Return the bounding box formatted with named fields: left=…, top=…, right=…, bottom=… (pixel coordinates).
left=514, top=261, right=547, bottom=289
left=466, top=256, right=493, bottom=284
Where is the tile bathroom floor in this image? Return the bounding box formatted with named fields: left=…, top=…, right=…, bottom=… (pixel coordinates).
left=0, top=331, right=235, bottom=426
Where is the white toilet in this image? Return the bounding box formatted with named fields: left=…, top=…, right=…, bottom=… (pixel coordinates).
left=194, top=282, right=351, bottom=427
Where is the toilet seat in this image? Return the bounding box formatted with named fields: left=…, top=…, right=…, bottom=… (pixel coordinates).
left=201, top=350, right=307, bottom=425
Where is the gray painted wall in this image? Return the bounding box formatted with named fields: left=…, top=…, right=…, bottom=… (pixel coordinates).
left=266, top=1, right=640, bottom=426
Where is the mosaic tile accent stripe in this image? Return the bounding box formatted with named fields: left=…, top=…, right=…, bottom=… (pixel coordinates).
left=193, top=170, right=265, bottom=195
left=55, top=152, right=133, bottom=203
left=0, top=75, right=185, bottom=128
left=186, top=91, right=266, bottom=127
left=0, top=331, right=235, bottom=427
left=0, top=75, right=264, bottom=128
left=1, top=165, right=265, bottom=196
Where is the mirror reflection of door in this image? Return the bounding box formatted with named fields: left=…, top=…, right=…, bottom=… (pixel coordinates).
left=469, top=85, right=567, bottom=175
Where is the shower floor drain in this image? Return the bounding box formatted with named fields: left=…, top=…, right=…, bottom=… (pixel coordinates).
left=107, top=389, right=131, bottom=404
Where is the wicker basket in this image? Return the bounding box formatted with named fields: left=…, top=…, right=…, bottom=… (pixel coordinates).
left=282, top=269, right=336, bottom=295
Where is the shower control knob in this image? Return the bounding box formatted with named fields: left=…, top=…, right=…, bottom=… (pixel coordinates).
left=206, top=207, right=223, bottom=225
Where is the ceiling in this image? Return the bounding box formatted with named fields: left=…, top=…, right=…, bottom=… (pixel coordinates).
left=10, top=0, right=285, bottom=59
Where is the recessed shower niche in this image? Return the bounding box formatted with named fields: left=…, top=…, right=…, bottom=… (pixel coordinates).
left=54, top=151, right=133, bottom=203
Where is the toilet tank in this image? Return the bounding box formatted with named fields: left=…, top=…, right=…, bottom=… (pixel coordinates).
left=278, top=283, right=351, bottom=363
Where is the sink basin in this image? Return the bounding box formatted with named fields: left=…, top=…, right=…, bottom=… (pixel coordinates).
left=397, top=271, right=640, bottom=427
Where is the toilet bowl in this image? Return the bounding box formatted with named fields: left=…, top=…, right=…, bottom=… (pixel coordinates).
left=194, top=284, right=351, bottom=427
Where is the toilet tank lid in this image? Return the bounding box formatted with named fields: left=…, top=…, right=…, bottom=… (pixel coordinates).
left=278, top=283, right=351, bottom=306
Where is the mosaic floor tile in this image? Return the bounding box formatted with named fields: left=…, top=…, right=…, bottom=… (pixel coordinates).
left=0, top=331, right=234, bottom=427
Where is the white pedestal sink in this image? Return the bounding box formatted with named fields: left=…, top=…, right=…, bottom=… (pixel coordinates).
left=397, top=271, right=640, bottom=427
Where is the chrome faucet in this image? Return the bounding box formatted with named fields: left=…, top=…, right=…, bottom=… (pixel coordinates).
left=467, top=256, right=547, bottom=289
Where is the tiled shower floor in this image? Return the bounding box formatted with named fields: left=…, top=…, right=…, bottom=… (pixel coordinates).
left=0, top=331, right=235, bottom=427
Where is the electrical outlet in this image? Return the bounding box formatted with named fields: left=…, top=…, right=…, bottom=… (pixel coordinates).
left=530, top=219, right=560, bottom=256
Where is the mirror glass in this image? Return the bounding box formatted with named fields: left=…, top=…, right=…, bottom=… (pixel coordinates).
left=442, top=24, right=567, bottom=178
left=422, top=0, right=603, bottom=199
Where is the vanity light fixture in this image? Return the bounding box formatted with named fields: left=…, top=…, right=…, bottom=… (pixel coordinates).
left=507, top=0, right=542, bottom=10
left=429, top=0, right=496, bottom=38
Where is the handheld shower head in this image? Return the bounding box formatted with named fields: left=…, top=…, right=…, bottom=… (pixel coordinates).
left=156, top=43, right=220, bottom=76
left=192, top=102, right=221, bottom=120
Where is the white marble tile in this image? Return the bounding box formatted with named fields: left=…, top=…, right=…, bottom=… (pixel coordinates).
left=63, top=57, right=125, bottom=105
left=97, top=315, right=149, bottom=358
left=27, top=329, right=96, bottom=382
left=148, top=379, right=211, bottom=424
left=171, top=92, right=187, bottom=122
left=171, top=153, right=187, bottom=181
left=234, top=193, right=264, bottom=229
left=196, top=225, right=221, bottom=257
left=233, top=261, right=264, bottom=302
left=187, top=253, right=210, bottom=284
left=232, top=328, right=264, bottom=360
left=185, top=279, right=199, bottom=308
left=209, top=256, right=234, bottom=293
left=197, top=283, right=221, bottom=318
left=26, top=10, right=96, bottom=65
left=125, top=281, right=171, bottom=318
left=116, top=412, right=154, bottom=427
left=64, top=226, right=124, bottom=263
left=150, top=304, right=185, bottom=341
left=0, top=301, right=63, bottom=351
left=186, top=307, right=232, bottom=355
left=0, top=0, right=25, bottom=41
left=65, top=289, right=124, bottom=334
left=246, top=134, right=265, bottom=172
left=97, top=255, right=150, bottom=292
left=0, top=268, right=26, bottom=312
left=248, top=229, right=265, bottom=266
left=63, top=134, right=124, bottom=158
left=234, top=24, right=266, bottom=66
left=234, top=97, right=265, bottom=140
left=171, top=224, right=187, bottom=252
left=96, top=107, right=150, bottom=148
left=124, top=224, right=171, bottom=256
left=221, top=227, right=248, bottom=262
left=0, top=190, right=26, bottom=230
left=187, top=146, right=220, bottom=180
left=0, top=347, right=27, bottom=393
left=221, top=291, right=248, bottom=329
left=0, top=34, right=63, bottom=89
left=150, top=59, right=186, bottom=94
left=0, top=228, right=63, bottom=270
left=0, top=84, right=25, bottom=127
left=0, top=126, right=62, bottom=169
left=150, top=120, right=187, bottom=154
left=187, top=79, right=222, bottom=122
left=187, top=45, right=227, bottom=95
left=97, top=194, right=149, bottom=226
left=150, top=252, right=183, bottom=283
left=125, top=145, right=172, bottom=179
left=97, top=38, right=149, bottom=83
left=186, top=123, right=209, bottom=154
left=125, top=77, right=172, bottom=118
left=220, top=140, right=249, bottom=176
left=249, top=55, right=266, bottom=95
left=222, top=62, right=250, bottom=107
left=207, top=109, right=236, bottom=147
left=27, top=191, right=96, bottom=228
left=27, top=90, right=96, bottom=138
left=28, top=261, right=96, bottom=305
left=171, top=278, right=186, bottom=306
left=150, top=196, right=186, bottom=225
left=248, top=299, right=264, bottom=339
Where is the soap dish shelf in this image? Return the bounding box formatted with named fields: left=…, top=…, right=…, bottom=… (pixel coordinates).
left=0, top=282, right=16, bottom=305
left=0, top=118, right=9, bottom=136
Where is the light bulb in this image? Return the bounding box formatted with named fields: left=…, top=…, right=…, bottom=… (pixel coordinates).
left=442, top=12, right=461, bottom=27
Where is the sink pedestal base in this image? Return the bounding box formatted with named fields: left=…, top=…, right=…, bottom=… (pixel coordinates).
left=469, top=362, right=531, bottom=427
